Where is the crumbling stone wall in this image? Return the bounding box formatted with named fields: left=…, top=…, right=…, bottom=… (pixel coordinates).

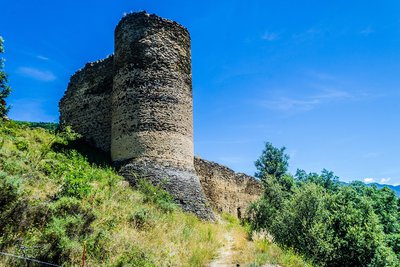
left=59, top=56, right=113, bottom=152
left=59, top=12, right=262, bottom=220
left=195, top=157, right=263, bottom=217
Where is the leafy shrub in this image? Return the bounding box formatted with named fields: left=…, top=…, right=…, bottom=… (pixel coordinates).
left=136, top=178, right=177, bottom=212
left=129, top=208, right=153, bottom=230
left=369, top=245, right=399, bottom=267
left=15, top=138, right=28, bottom=151
left=250, top=141, right=400, bottom=267
left=248, top=174, right=290, bottom=231
left=36, top=198, right=95, bottom=264
left=0, top=172, right=26, bottom=247
left=58, top=151, right=94, bottom=199
left=0, top=172, right=23, bottom=212
left=271, top=183, right=334, bottom=263
left=113, top=247, right=155, bottom=267
left=38, top=216, right=85, bottom=264
left=60, top=172, right=91, bottom=199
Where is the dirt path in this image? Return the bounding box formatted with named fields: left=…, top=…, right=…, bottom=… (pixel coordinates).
left=206, top=227, right=280, bottom=267
left=207, top=231, right=236, bottom=267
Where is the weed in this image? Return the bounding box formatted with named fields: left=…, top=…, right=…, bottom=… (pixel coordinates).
left=129, top=208, right=153, bottom=230
left=136, top=178, right=177, bottom=213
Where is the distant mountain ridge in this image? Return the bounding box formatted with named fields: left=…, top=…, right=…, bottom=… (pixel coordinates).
left=339, top=181, right=400, bottom=197
left=368, top=183, right=400, bottom=197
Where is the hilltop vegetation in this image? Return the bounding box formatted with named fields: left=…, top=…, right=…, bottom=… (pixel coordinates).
left=2, top=122, right=398, bottom=267
left=0, top=121, right=310, bottom=266
left=0, top=36, right=11, bottom=119
left=0, top=121, right=223, bottom=266
left=249, top=142, right=400, bottom=267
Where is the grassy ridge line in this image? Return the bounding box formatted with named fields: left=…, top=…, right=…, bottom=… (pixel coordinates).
left=13, top=120, right=59, bottom=131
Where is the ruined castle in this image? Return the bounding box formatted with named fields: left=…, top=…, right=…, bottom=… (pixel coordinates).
left=59, top=12, right=262, bottom=220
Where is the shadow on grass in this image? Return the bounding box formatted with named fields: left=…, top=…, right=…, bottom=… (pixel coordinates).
left=51, top=137, right=113, bottom=168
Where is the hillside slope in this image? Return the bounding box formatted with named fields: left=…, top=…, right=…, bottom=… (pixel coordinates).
left=0, top=121, right=310, bottom=266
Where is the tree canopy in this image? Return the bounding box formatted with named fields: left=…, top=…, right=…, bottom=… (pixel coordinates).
left=249, top=141, right=400, bottom=267
left=255, top=142, right=289, bottom=181
left=0, top=36, right=11, bottom=119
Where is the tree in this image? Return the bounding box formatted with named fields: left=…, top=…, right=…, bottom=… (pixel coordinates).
left=250, top=142, right=292, bottom=230
left=255, top=142, right=289, bottom=182
left=323, top=186, right=392, bottom=267
left=295, top=169, right=340, bottom=192
left=0, top=36, right=11, bottom=119
left=271, top=183, right=335, bottom=263
left=248, top=175, right=288, bottom=230
left=250, top=141, right=400, bottom=266
left=270, top=183, right=395, bottom=267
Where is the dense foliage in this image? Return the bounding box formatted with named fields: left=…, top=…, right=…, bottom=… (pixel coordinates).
left=0, top=36, right=11, bottom=119
left=249, top=142, right=400, bottom=267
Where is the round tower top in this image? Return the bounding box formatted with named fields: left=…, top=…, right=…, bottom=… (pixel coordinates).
left=115, top=11, right=190, bottom=37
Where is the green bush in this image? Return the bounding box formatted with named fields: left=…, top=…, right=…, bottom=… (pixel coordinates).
left=15, top=138, right=28, bottom=151
left=129, top=208, right=153, bottom=230
left=58, top=152, right=93, bottom=199
left=369, top=245, right=399, bottom=267
left=0, top=172, right=23, bottom=212
left=113, top=247, right=155, bottom=267
left=136, top=178, right=177, bottom=213
left=0, top=172, right=26, bottom=247
left=271, top=183, right=334, bottom=263
left=60, top=172, right=92, bottom=199
left=38, top=216, right=85, bottom=264
left=36, top=198, right=95, bottom=264
left=250, top=141, right=400, bottom=267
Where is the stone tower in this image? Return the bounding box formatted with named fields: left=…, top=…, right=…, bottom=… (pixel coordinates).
left=112, top=13, right=193, bottom=170
left=60, top=12, right=262, bottom=221
left=111, top=12, right=214, bottom=220
left=59, top=12, right=262, bottom=221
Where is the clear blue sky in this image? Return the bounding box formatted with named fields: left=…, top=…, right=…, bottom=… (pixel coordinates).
left=1, top=0, right=400, bottom=184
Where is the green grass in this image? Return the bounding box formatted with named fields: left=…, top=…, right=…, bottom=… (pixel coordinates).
left=0, top=121, right=222, bottom=266
left=0, top=120, right=311, bottom=267
left=220, top=213, right=312, bottom=267
left=13, top=120, right=59, bottom=131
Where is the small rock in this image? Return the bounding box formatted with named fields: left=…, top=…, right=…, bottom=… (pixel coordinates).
left=118, top=180, right=130, bottom=188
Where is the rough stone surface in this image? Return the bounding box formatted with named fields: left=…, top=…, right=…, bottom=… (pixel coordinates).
left=112, top=12, right=193, bottom=168
left=59, top=56, right=114, bottom=152
left=195, top=157, right=263, bottom=217
left=119, top=161, right=214, bottom=220
left=110, top=12, right=214, bottom=220
left=59, top=12, right=262, bottom=220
